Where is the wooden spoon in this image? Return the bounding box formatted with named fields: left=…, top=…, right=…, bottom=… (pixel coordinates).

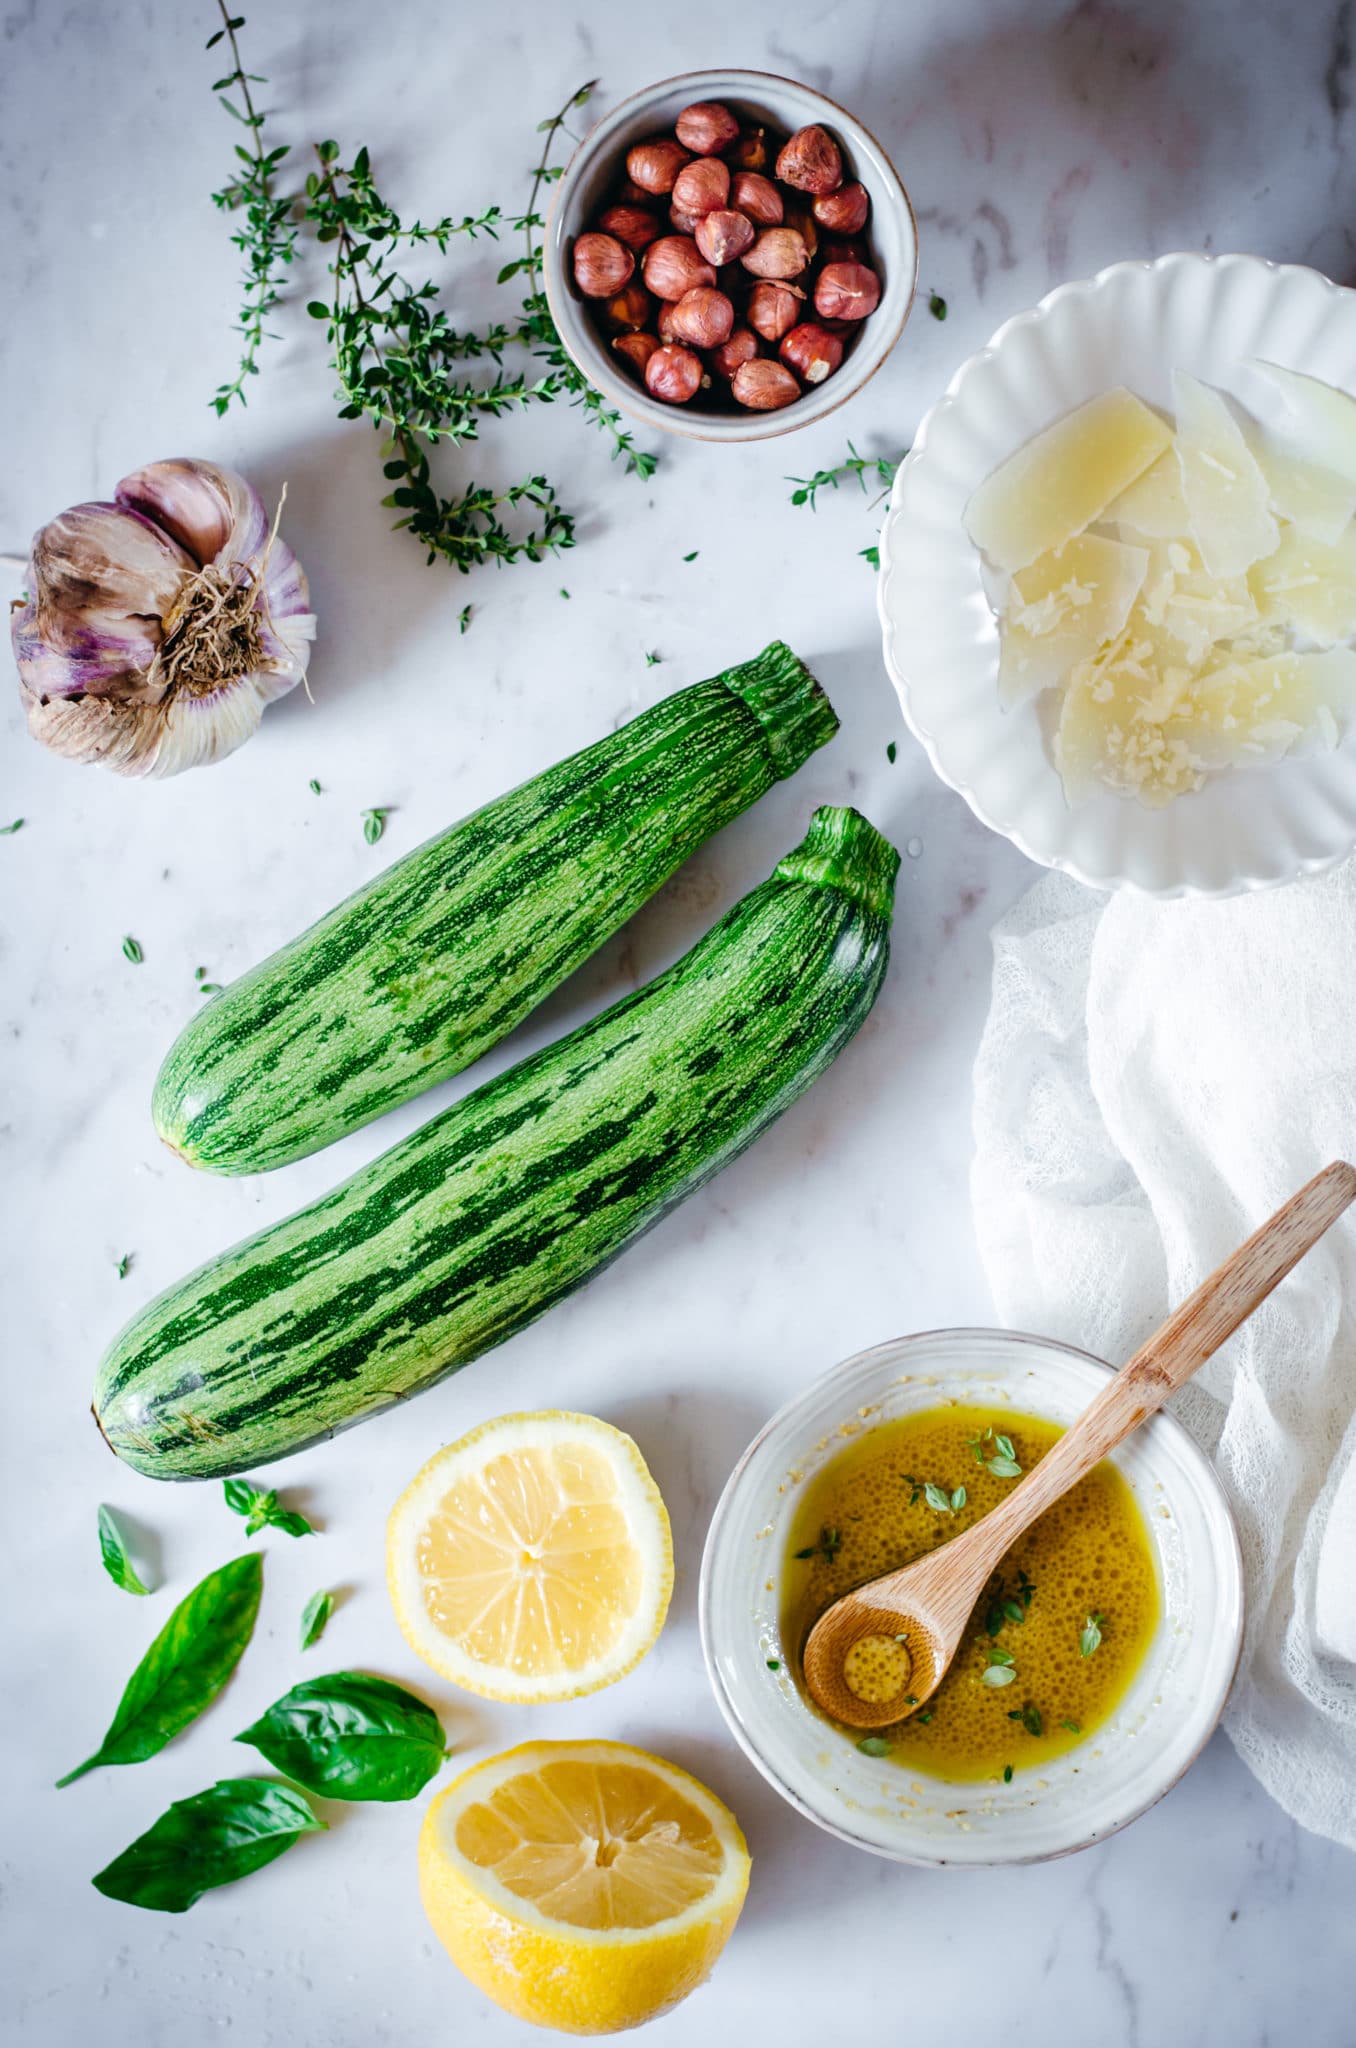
left=802, top=1159, right=1356, bottom=1731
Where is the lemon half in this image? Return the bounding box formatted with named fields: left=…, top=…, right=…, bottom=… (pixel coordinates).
left=419, top=1739, right=751, bottom=2035
left=387, top=1411, right=673, bottom=1702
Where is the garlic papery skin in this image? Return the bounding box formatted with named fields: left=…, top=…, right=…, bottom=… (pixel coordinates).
left=11, top=457, right=316, bottom=778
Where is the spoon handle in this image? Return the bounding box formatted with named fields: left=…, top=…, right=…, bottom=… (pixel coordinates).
left=969, top=1160, right=1356, bottom=1556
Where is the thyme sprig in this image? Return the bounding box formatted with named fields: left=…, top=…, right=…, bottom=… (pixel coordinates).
left=205, top=41, right=655, bottom=573
left=206, top=6, right=296, bottom=414
left=509, top=87, right=658, bottom=481
left=787, top=441, right=903, bottom=511
left=304, top=141, right=571, bottom=572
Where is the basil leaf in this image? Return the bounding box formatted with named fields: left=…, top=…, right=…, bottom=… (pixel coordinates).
left=299, top=1590, right=333, bottom=1651
left=235, top=1672, right=446, bottom=1802
left=92, top=1777, right=324, bottom=1913
left=98, top=1505, right=151, bottom=1596
left=223, top=1477, right=315, bottom=1539
left=57, top=1553, right=262, bottom=1787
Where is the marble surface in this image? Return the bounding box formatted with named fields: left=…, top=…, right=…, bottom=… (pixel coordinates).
left=4, top=0, right=1355, bottom=2042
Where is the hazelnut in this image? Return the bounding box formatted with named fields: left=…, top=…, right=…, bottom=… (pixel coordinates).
left=695, top=207, right=755, bottom=267
left=775, top=123, right=843, bottom=195
left=814, top=259, right=881, bottom=321
left=626, top=137, right=693, bottom=195
left=669, top=285, right=735, bottom=349
left=656, top=299, right=682, bottom=343
left=602, top=281, right=654, bottom=332
left=746, top=279, right=804, bottom=342
left=709, top=327, right=759, bottom=379
left=675, top=100, right=740, bottom=154
left=780, top=198, right=819, bottom=261
left=779, top=321, right=845, bottom=384
left=642, top=234, right=717, bottom=300
left=645, top=342, right=704, bottom=404
left=572, top=231, right=635, bottom=299
left=732, top=358, right=801, bottom=411
left=812, top=180, right=870, bottom=234
left=729, top=126, right=769, bottom=170
left=730, top=171, right=783, bottom=226
left=596, top=203, right=662, bottom=252
left=671, top=155, right=730, bottom=218
left=741, top=227, right=809, bottom=280
left=612, top=331, right=660, bottom=378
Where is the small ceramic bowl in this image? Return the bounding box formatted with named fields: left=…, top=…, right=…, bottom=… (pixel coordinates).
left=544, top=69, right=917, bottom=443
left=700, top=1328, right=1244, bottom=1866
left=877, top=251, right=1356, bottom=896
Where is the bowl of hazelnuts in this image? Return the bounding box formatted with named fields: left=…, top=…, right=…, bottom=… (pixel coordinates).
left=544, top=69, right=917, bottom=439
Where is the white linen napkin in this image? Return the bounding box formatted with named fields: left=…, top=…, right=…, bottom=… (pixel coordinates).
left=970, top=856, right=1356, bottom=1847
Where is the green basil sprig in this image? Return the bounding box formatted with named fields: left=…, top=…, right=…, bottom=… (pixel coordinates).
left=57, top=1553, right=262, bottom=1787
left=93, top=1777, right=324, bottom=1913
left=236, top=1672, right=447, bottom=1802
left=224, top=1477, right=315, bottom=1539
left=98, top=1505, right=151, bottom=1596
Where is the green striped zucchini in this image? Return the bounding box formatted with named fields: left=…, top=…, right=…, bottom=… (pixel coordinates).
left=153, top=642, right=837, bottom=1175
left=96, top=807, right=899, bottom=1480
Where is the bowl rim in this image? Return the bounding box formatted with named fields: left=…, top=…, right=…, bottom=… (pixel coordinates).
left=876, top=249, right=1356, bottom=898
left=543, top=67, right=919, bottom=444
left=699, top=1323, right=1246, bottom=1867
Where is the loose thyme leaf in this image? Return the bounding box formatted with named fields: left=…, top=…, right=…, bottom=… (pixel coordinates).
left=458, top=605, right=472, bottom=634
left=766, top=1657, right=781, bottom=1672
left=93, top=1777, right=324, bottom=1913
left=929, top=291, right=947, bottom=320
left=950, top=1486, right=967, bottom=1512
left=994, top=1434, right=1016, bottom=1462
left=308, top=778, right=322, bottom=794
left=988, top=1457, right=1022, bottom=1478
left=981, top=1664, right=1016, bottom=1688
left=98, top=1506, right=151, bottom=1597
left=923, top=1482, right=953, bottom=1514
left=57, top=1554, right=262, bottom=1786
left=299, top=1591, right=334, bottom=1651
left=857, top=1736, right=892, bottom=1757
left=1080, top=1613, right=1104, bottom=1658
left=361, top=807, right=391, bottom=846
left=886, top=741, right=897, bottom=763
left=1003, top=1763, right=1014, bottom=1783
left=115, top=1252, right=132, bottom=1280
left=122, top=935, right=144, bottom=964
left=0, top=818, right=23, bottom=834
left=987, top=1646, right=1015, bottom=1666
left=1061, top=1719, right=1081, bottom=1735
left=1020, top=1703, right=1043, bottom=1737
left=683, top=550, right=699, bottom=561
left=644, top=650, right=661, bottom=666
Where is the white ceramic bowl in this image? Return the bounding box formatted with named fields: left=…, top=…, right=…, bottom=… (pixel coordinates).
left=877, top=252, right=1356, bottom=896
left=700, top=1328, right=1243, bottom=1866
left=545, top=70, right=917, bottom=442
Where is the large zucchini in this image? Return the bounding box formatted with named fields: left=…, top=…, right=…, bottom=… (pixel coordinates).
left=153, top=642, right=837, bottom=1175
left=97, top=807, right=898, bottom=1480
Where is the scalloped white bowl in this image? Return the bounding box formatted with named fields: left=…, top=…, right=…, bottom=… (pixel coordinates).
left=877, top=253, right=1356, bottom=896
left=700, top=1330, right=1244, bottom=1866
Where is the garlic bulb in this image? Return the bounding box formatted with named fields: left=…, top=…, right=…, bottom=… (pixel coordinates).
left=11, top=458, right=315, bottom=777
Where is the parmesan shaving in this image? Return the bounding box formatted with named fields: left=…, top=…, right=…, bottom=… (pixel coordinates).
left=964, top=387, right=1171, bottom=573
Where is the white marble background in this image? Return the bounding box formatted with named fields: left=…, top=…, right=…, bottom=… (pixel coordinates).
left=3, top=1, right=1355, bottom=2042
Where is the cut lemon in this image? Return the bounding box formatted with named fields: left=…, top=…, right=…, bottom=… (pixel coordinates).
left=387, top=1412, right=673, bottom=1701
left=419, top=1739, right=751, bottom=2035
